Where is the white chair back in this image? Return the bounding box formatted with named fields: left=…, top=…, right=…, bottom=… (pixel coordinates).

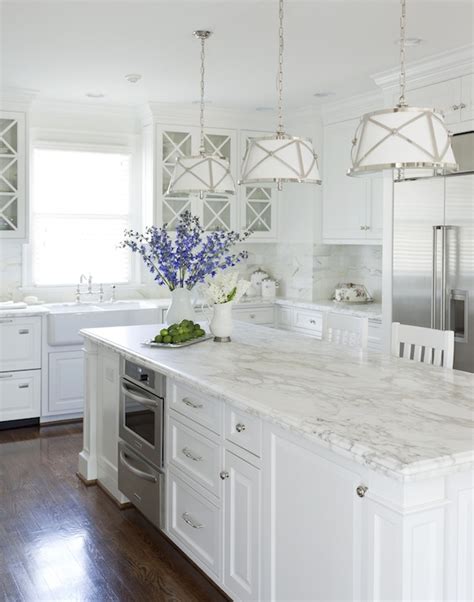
left=391, top=322, right=454, bottom=369
left=325, top=312, right=368, bottom=350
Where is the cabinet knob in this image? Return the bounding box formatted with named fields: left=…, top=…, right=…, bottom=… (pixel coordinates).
left=459, top=102, right=467, bottom=109
left=249, top=314, right=256, bottom=319
left=220, top=470, right=229, bottom=480
left=309, top=319, right=316, bottom=324
left=360, top=225, right=365, bottom=230
left=356, top=485, right=368, bottom=498
left=452, top=104, right=460, bottom=111
left=235, top=423, right=246, bottom=433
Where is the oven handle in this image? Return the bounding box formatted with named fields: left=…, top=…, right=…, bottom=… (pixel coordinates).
left=119, top=450, right=157, bottom=483
left=121, top=382, right=160, bottom=408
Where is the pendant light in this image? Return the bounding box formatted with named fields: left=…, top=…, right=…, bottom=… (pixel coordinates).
left=167, top=31, right=235, bottom=199
left=239, top=0, right=321, bottom=191
left=348, top=0, right=458, bottom=180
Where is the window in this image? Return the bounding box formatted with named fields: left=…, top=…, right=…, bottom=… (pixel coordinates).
left=31, top=146, right=133, bottom=286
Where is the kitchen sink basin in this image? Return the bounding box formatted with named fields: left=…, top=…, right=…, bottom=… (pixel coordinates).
left=45, top=301, right=161, bottom=346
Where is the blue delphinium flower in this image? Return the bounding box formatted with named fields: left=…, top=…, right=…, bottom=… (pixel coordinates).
left=120, top=211, right=251, bottom=290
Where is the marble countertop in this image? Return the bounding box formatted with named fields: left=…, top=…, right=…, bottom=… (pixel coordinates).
left=81, top=322, right=473, bottom=482
left=276, top=298, right=382, bottom=320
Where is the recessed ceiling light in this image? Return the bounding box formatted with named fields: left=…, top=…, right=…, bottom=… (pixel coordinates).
left=394, top=37, right=423, bottom=46
left=313, top=92, right=335, bottom=98
left=85, top=91, right=105, bottom=98
left=125, top=73, right=142, bottom=84
left=192, top=99, right=212, bottom=104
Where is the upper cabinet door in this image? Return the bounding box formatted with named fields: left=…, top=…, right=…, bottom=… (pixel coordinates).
left=0, top=111, right=26, bottom=238
left=400, top=78, right=462, bottom=126
left=366, top=174, right=384, bottom=240
left=460, top=73, right=474, bottom=122
left=239, top=130, right=278, bottom=241
left=322, top=118, right=369, bottom=243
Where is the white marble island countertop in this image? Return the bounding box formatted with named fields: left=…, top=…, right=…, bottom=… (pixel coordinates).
left=81, top=322, right=473, bottom=482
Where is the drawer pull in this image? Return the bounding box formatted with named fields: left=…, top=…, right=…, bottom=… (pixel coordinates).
left=182, top=512, right=204, bottom=529
left=18, top=384, right=29, bottom=389
left=182, top=397, right=203, bottom=409
left=249, top=314, right=256, bottom=319
left=220, top=470, right=229, bottom=480
left=182, top=447, right=202, bottom=462
left=18, top=329, right=29, bottom=335
left=0, top=319, right=13, bottom=324
left=235, top=423, right=246, bottom=433
left=309, top=319, right=316, bottom=324
left=356, top=485, right=368, bottom=498
left=119, top=450, right=157, bottom=483
left=0, top=373, right=13, bottom=379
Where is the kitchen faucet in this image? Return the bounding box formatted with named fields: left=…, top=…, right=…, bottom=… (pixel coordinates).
left=76, top=274, right=105, bottom=303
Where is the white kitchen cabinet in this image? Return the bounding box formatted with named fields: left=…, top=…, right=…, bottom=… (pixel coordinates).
left=262, top=423, right=363, bottom=601
left=0, top=369, right=41, bottom=421
left=0, top=111, right=26, bottom=238
left=0, top=316, right=41, bottom=372
left=156, top=125, right=238, bottom=231
left=322, top=119, right=382, bottom=244
left=233, top=305, right=274, bottom=325
left=460, top=73, right=474, bottom=122
left=368, top=318, right=383, bottom=352
left=239, top=131, right=278, bottom=241
left=48, top=350, right=84, bottom=414
left=223, top=449, right=261, bottom=601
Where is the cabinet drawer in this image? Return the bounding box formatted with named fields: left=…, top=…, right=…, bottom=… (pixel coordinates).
left=225, top=405, right=262, bottom=458
left=294, top=310, right=323, bottom=337
left=168, top=470, right=221, bottom=578
left=169, top=382, right=222, bottom=435
left=0, top=369, right=41, bottom=421
left=169, top=416, right=221, bottom=497
left=0, top=317, right=41, bottom=372
left=233, top=307, right=274, bottom=325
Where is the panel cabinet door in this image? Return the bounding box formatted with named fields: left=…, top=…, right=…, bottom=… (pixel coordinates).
left=262, top=424, right=363, bottom=601
left=0, top=316, right=41, bottom=372
left=0, top=369, right=41, bottom=421
left=401, top=78, right=462, bottom=125
left=240, top=130, right=278, bottom=240
left=223, top=450, right=261, bottom=601
left=366, top=174, right=383, bottom=241
left=0, top=111, right=26, bottom=238
left=322, top=119, right=368, bottom=242
left=48, top=350, right=84, bottom=414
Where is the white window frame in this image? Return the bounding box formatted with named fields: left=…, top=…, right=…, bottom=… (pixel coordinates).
left=23, top=138, right=141, bottom=290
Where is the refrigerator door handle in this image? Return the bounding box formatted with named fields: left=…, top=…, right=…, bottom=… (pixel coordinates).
left=440, top=225, right=447, bottom=331
left=432, top=226, right=440, bottom=329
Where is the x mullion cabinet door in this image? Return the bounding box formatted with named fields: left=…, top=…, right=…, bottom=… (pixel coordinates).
left=0, top=111, right=26, bottom=238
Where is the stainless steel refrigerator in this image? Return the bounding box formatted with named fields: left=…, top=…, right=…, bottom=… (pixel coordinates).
left=393, top=173, right=474, bottom=373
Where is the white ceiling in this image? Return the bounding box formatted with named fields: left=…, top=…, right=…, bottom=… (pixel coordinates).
left=1, top=0, right=472, bottom=109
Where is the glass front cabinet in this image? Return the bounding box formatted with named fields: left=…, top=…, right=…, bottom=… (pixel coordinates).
left=0, top=111, right=26, bottom=238
left=156, top=125, right=277, bottom=240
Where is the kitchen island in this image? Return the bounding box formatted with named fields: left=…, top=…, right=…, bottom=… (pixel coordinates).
left=79, top=322, right=474, bottom=602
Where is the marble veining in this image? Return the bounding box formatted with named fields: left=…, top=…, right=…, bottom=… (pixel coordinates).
left=276, top=297, right=382, bottom=320
left=81, top=322, right=474, bottom=482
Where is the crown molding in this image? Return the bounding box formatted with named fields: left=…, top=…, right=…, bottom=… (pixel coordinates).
left=372, top=44, right=474, bottom=91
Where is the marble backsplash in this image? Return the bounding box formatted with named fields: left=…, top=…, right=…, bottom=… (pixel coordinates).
left=0, top=240, right=382, bottom=303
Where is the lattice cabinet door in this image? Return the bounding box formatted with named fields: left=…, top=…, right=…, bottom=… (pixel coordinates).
left=157, top=126, right=197, bottom=229
left=201, top=129, right=236, bottom=231
left=0, top=112, right=26, bottom=238
left=239, top=130, right=278, bottom=240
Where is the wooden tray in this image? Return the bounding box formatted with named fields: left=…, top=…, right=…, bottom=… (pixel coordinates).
left=142, top=334, right=213, bottom=349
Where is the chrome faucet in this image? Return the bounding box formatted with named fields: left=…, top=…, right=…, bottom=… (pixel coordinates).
left=75, top=274, right=107, bottom=304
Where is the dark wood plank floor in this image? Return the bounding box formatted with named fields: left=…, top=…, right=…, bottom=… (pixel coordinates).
left=0, top=422, right=229, bottom=602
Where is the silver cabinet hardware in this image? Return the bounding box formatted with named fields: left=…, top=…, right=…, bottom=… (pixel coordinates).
left=360, top=225, right=365, bottom=230
left=360, top=225, right=370, bottom=231
left=0, top=373, right=13, bottom=379
left=309, top=319, right=316, bottom=324
left=182, top=447, right=202, bottom=462
left=119, top=450, right=157, bottom=482
left=249, top=313, right=256, bottom=319
left=235, top=423, right=246, bottom=433
left=0, top=319, right=13, bottom=324
left=182, top=512, right=204, bottom=529
left=452, top=104, right=460, bottom=111
left=182, top=397, right=203, bottom=409
left=459, top=102, right=467, bottom=109
left=18, top=329, right=29, bottom=335
left=356, top=485, right=368, bottom=498
left=220, top=470, right=229, bottom=480
left=18, top=384, right=29, bottom=389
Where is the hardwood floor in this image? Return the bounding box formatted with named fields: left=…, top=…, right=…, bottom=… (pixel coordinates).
left=0, top=423, right=229, bottom=602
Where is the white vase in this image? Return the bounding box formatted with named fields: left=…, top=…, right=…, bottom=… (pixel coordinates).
left=165, top=288, right=197, bottom=325
left=210, top=302, right=233, bottom=342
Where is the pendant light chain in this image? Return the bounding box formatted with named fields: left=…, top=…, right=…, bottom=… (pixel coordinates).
left=398, top=0, right=407, bottom=107
left=277, top=0, right=284, bottom=137
left=199, top=34, right=206, bottom=153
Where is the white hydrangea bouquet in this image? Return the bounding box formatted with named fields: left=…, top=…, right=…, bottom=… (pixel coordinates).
left=202, top=272, right=251, bottom=342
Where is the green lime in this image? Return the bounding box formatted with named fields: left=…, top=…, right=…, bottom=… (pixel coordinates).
left=172, top=335, right=182, bottom=344
left=163, top=335, right=172, bottom=344
left=154, top=335, right=163, bottom=343
left=197, top=329, right=205, bottom=337
left=160, top=328, right=168, bottom=337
